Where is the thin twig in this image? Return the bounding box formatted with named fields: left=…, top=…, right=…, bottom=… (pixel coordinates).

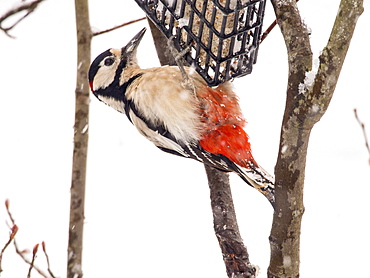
left=27, top=244, right=39, bottom=278
left=0, top=224, right=18, bottom=273
left=42, top=241, right=56, bottom=278
left=13, top=241, right=49, bottom=278
left=260, top=20, right=277, bottom=43
left=92, top=17, right=146, bottom=36
left=5, top=199, right=15, bottom=225
left=5, top=200, right=51, bottom=278
left=0, top=0, right=46, bottom=37
left=354, top=109, right=370, bottom=165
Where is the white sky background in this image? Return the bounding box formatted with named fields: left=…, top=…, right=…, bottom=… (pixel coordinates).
left=0, top=0, right=369, bottom=277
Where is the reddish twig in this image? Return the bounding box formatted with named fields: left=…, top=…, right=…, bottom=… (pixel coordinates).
left=4, top=199, right=15, bottom=225
left=0, top=0, right=46, bottom=38
left=27, top=244, right=39, bottom=278
left=0, top=224, right=18, bottom=274
left=13, top=241, right=49, bottom=278
left=354, top=109, right=370, bottom=165
left=92, top=16, right=146, bottom=36
left=260, top=0, right=300, bottom=43
left=42, top=242, right=56, bottom=278
left=4, top=200, right=52, bottom=278
left=260, top=20, right=277, bottom=43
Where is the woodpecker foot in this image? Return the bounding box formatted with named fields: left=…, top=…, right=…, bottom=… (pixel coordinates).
left=167, top=36, right=195, bottom=92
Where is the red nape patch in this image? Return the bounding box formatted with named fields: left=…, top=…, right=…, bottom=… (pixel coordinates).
left=200, top=124, right=257, bottom=168
left=89, top=81, right=94, bottom=92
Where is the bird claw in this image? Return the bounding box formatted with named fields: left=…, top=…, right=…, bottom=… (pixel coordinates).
left=167, top=36, right=195, bottom=93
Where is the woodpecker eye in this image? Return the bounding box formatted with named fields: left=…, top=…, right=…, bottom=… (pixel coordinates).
left=104, top=57, right=115, bottom=66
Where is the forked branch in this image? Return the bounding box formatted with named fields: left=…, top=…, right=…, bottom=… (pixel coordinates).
left=268, top=0, right=364, bottom=277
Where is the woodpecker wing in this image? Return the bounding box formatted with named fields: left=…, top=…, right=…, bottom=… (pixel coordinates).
left=126, top=95, right=234, bottom=170
left=124, top=68, right=275, bottom=205
left=89, top=40, right=275, bottom=206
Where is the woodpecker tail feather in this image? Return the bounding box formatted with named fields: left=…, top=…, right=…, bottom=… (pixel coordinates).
left=200, top=124, right=275, bottom=207
left=234, top=162, right=275, bottom=207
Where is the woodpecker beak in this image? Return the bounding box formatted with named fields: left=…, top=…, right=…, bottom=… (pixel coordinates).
left=122, top=27, right=146, bottom=56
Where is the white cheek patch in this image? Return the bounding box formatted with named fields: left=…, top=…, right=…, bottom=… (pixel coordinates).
left=93, top=53, right=120, bottom=90
left=94, top=66, right=117, bottom=90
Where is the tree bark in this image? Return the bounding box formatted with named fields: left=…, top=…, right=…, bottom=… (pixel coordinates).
left=268, top=0, right=364, bottom=277
left=148, top=18, right=255, bottom=278
left=68, top=0, right=91, bottom=277
left=204, top=166, right=256, bottom=278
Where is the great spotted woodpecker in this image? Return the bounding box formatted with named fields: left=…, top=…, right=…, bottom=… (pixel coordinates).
left=88, top=28, right=275, bottom=206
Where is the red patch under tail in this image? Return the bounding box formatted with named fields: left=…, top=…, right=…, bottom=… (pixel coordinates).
left=198, top=84, right=257, bottom=168
left=200, top=124, right=257, bottom=168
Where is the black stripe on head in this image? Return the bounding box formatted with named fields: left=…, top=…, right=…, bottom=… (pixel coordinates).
left=88, top=49, right=112, bottom=82
left=117, top=55, right=127, bottom=75
left=92, top=73, right=143, bottom=114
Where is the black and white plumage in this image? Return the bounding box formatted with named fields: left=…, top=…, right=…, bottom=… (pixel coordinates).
left=88, top=28, right=275, bottom=206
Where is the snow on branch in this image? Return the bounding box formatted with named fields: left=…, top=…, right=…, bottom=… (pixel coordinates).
left=0, top=0, right=46, bottom=38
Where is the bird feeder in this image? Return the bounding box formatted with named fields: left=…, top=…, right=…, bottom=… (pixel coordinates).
left=134, top=0, right=267, bottom=86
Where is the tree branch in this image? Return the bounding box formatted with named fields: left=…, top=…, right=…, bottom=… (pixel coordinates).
left=260, top=0, right=300, bottom=43
left=268, top=0, right=364, bottom=277
left=42, top=242, right=56, bottom=278
left=4, top=200, right=52, bottom=278
left=27, top=244, right=39, bottom=278
left=268, top=4, right=311, bottom=277
left=0, top=223, right=18, bottom=274
left=148, top=18, right=255, bottom=278
left=204, top=166, right=257, bottom=278
left=354, top=109, right=370, bottom=165
left=92, top=17, right=146, bottom=36
left=308, top=0, right=364, bottom=124
left=68, top=0, right=92, bottom=277
left=0, top=0, right=46, bottom=38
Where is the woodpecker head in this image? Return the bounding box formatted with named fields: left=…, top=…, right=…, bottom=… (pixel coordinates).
left=88, top=28, right=146, bottom=112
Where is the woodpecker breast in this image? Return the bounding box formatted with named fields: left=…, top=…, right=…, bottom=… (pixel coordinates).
left=126, top=66, right=207, bottom=143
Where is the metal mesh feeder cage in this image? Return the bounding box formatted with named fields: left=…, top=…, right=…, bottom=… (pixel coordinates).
left=135, top=0, right=266, bottom=87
